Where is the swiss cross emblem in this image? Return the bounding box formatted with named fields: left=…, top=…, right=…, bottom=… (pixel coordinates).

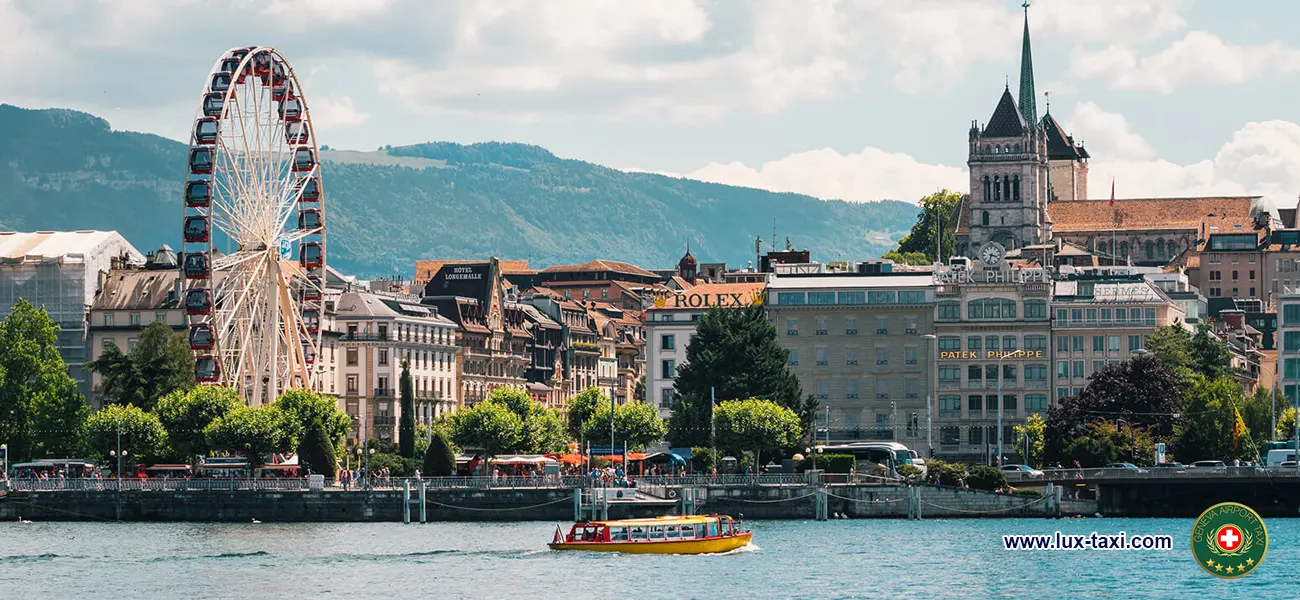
left=1216, top=526, right=1241, bottom=551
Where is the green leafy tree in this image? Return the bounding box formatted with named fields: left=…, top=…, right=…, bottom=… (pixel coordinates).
left=0, top=300, right=90, bottom=460
left=1013, top=413, right=1046, bottom=468
left=1278, top=406, right=1298, bottom=441
left=204, top=405, right=294, bottom=464
left=881, top=250, right=931, bottom=266
left=423, top=428, right=457, bottom=476
left=633, top=375, right=646, bottom=403
left=891, top=189, right=962, bottom=263
left=965, top=465, right=1008, bottom=491
left=1143, top=325, right=1195, bottom=377
left=1172, top=376, right=1254, bottom=463
left=712, top=398, right=802, bottom=467
left=298, top=419, right=337, bottom=480
left=448, top=399, right=523, bottom=460
left=670, top=305, right=814, bottom=447
left=1242, top=386, right=1281, bottom=443
left=581, top=401, right=667, bottom=451
left=399, top=360, right=416, bottom=458
left=274, top=388, right=350, bottom=452
left=566, top=386, right=604, bottom=440
left=1190, top=324, right=1235, bottom=380
left=154, top=385, right=241, bottom=462
left=478, top=387, right=566, bottom=453
left=85, top=320, right=194, bottom=411
left=85, top=403, right=165, bottom=464
left=1044, top=354, right=1182, bottom=464
left=924, top=459, right=967, bottom=486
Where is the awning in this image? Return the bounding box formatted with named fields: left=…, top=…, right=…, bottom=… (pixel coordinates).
left=555, top=454, right=586, bottom=465
left=145, top=464, right=193, bottom=471
left=490, top=454, right=558, bottom=465
left=594, top=453, right=648, bottom=462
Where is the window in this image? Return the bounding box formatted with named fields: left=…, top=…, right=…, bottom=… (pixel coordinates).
left=875, top=379, right=889, bottom=398
left=816, top=379, right=829, bottom=399
left=1208, top=253, right=1222, bottom=264
left=787, top=319, right=799, bottom=335
left=986, top=335, right=1000, bottom=351
left=378, top=349, right=389, bottom=366
left=938, top=301, right=961, bottom=320
left=868, top=291, right=897, bottom=304
left=1284, top=331, right=1300, bottom=352
left=1003, top=395, right=1017, bottom=411
left=788, top=350, right=799, bottom=366
left=1092, top=360, right=1104, bottom=376
left=1024, top=364, right=1047, bottom=381
left=101, top=337, right=116, bottom=349
left=1002, top=364, right=1016, bottom=382
left=905, top=316, right=918, bottom=332
left=1108, top=335, right=1121, bottom=352
left=346, top=348, right=358, bottom=366
left=1085, top=309, right=1097, bottom=324
left=1056, top=336, right=1069, bottom=353
left=846, top=317, right=858, bottom=334
left=905, top=346, right=917, bottom=365
left=968, top=426, right=983, bottom=445
left=1233, top=270, right=1240, bottom=281
left=1003, top=336, right=1017, bottom=351
left=816, top=347, right=828, bottom=366
left=129, top=312, right=141, bottom=326
left=876, top=317, right=888, bottom=334
left=1057, top=387, right=1070, bottom=400
left=346, top=375, right=358, bottom=393
left=838, top=291, right=865, bottom=305
left=661, top=334, right=675, bottom=350
left=968, top=395, right=983, bottom=411
left=941, top=427, right=960, bottom=445
left=154, top=312, right=166, bottom=322
left=808, top=292, right=835, bottom=305
left=986, top=395, right=998, bottom=410
left=1056, top=361, right=1069, bottom=378
left=846, top=347, right=858, bottom=365
left=1100, top=309, right=1112, bottom=323
left=939, top=366, right=961, bottom=382
left=876, top=347, right=889, bottom=365
left=939, top=395, right=960, bottom=414
left=816, top=317, right=828, bottom=335
left=777, top=292, right=806, bottom=305
left=847, top=379, right=859, bottom=398
left=1286, top=357, right=1300, bottom=379
left=128, top=338, right=139, bottom=351
left=969, top=336, right=982, bottom=351
left=1143, top=308, right=1156, bottom=325
left=661, top=389, right=675, bottom=408
left=1128, top=335, right=1141, bottom=352
left=103, top=313, right=114, bottom=327
left=1072, top=360, right=1085, bottom=378
left=1025, top=335, right=1046, bottom=351
left=899, top=290, right=926, bottom=304
left=939, top=336, right=961, bottom=351
left=905, top=378, right=918, bottom=397
left=1091, top=336, right=1104, bottom=352
left=662, top=359, right=676, bottom=379
left=968, top=365, right=983, bottom=382
left=1072, top=336, right=1084, bottom=352
left=985, top=364, right=999, bottom=382
left=1026, top=394, right=1048, bottom=412
left=968, top=298, right=1016, bottom=319
left=1250, top=270, right=1256, bottom=280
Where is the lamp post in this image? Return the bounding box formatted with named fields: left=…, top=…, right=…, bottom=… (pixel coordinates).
left=995, top=349, right=1027, bottom=466
left=921, top=334, right=938, bottom=458
left=1115, top=418, right=1137, bottom=463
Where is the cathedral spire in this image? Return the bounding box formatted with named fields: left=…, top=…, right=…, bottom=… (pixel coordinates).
left=1018, top=2, right=1037, bottom=128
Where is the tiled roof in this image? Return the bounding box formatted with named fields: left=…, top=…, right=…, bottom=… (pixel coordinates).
left=539, top=259, right=657, bottom=278
left=91, top=269, right=180, bottom=311
left=414, top=259, right=531, bottom=284
left=1048, top=197, right=1257, bottom=233
left=1042, top=113, right=1088, bottom=160
left=955, top=194, right=971, bottom=234
left=982, top=87, right=1026, bottom=139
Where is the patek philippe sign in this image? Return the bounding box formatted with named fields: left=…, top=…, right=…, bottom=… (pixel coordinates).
left=651, top=290, right=765, bottom=309
left=939, top=349, right=1045, bottom=360
left=933, top=265, right=1049, bottom=285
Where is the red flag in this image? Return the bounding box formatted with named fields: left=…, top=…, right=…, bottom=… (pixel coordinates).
left=1109, top=178, right=1115, bottom=207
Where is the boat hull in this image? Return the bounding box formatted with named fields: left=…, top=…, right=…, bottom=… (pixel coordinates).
left=549, top=532, right=752, bottom=555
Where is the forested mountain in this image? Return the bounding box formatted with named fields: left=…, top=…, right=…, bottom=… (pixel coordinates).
left=0, top=104, right=919, bottom=275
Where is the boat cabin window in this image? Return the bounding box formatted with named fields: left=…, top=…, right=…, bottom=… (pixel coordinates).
left=680, top=525, right=694, bottom=538
left=630, top=527, right=647, bottom=541
left=666, top=525, right=681, bottom=539
left=648, top=526, right=665, bottom=540
left=609, top=527, right=629, bottom=541
left=694, top=524, right=705, bottom=538
left=580, top=526, right=600, bottom=542
left=707, top=521, right=718, bottom=537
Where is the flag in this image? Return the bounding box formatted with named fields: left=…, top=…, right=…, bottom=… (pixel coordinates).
left=1109, top=178, right=1115, bottom=207
left=1232, top=406, right=1248, bottom=450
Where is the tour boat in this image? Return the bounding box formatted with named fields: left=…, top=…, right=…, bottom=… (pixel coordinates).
left=548, top=514, right=752, bottom=554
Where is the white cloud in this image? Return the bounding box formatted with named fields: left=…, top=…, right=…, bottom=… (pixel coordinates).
left=309, top=95, right=371, bottom=132
left=1062, top=101, right=1155, bottom=161
left=1071, top=31, right=1300, bottom=92
left=1031, top=0, right=1186, bottom=44
left=682, top=146, right=968, bottom=204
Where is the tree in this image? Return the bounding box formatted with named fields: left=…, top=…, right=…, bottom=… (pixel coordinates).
left=881, top=250, right=931, bottom=266
left=712, top=398, right=802, bottom=467
left=670, top=304, right=813, bottom=447
left=85, top=320, right=194, bottom=411
left=477, top=387, right=566, bottom=453
left=85, top=403, right=165, bottom=463
left=1013, top=413, right=1046, bottom=468
left=1190, top=324, right=1235, bottom=380
left=1172, top=376, right=1254, bottom=463
left=423, top=428, right=457, bottom=476
left=154, top=385, right=241, bottom=462
left=924, top=459, right=967, bottom=486
left=566, top=387, right=604, bottom=440
left=399, top=360, right=416, bottom=458
left=1044, top=354, right=1182, bottom=464
left=1143, top=325, right=1195, bottom=378
left=581, top=401, right=668, bottom=451
left=1279, top=406, right=1298, bottom=441
left=448, top=400, right=523, bottom=460
left=274, top=388, right=351, bottom=453
left=891, top=189, right=962, bottom=263
left=1242, top=386, right=1281, bottom=444
left=298, top=419, right=337, bottom=480
left=965, top=465, right=1008, bottom=491
left=0, top=300, right=90, bottom=461
left=633, top=375, right=646, bottom=402
left=204, top=405, right=294, bottom=464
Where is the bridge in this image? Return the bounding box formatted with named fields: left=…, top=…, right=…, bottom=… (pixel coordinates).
left=1008, top=467, right=1300, bottom=517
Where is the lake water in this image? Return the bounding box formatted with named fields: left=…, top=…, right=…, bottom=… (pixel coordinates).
left=1, top=518, right=1297, bottom=599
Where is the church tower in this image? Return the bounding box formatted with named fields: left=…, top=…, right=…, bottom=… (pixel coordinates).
left=962, top=3, right=1051, bottom=252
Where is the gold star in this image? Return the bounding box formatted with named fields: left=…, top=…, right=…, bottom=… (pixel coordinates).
left=1215, top=564, right=1223, bottom=572
left=1226, top=566, right=1235, bottom=573
left=1206, top=559, right=1215, bottom=567
left=1238, top=564, right=1246, bottom=571
left=1246, top=558, right=1254, bottom=565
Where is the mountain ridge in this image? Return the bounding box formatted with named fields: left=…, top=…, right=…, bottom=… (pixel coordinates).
left=0, top=104, right=918, bottom=276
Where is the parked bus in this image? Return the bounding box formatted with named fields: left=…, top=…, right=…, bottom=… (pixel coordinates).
left=818, top=442, right=924, bottom=478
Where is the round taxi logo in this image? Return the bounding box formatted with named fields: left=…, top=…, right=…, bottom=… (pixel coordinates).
left=1191, top=502, right=1268, bottom=578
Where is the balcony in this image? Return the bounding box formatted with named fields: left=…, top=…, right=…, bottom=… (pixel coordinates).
left=846, top=360, right=858, bottom=366
left=816, top=360, right=829, bottom=366
left=876, top=328, right=888, bottom=334
left=373, top=387, right=395, bottom=398
left=372, top=416, right=396, bottom=427
left=1052, top=318, right=1157, bottom=329
left=846, top=329, right=858, bottom=335
left=846, top=393, right=859, bottom=399
left=343, top=332, right=392, bottom=342
left=905, top=328, right=918, bottom=334
left=787, top=330, right=799, bottom=336
left=816, top=329, right=828, bottom=335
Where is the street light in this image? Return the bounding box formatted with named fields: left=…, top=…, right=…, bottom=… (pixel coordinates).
left=995, top=349, right=1028, bottom=466
left=920, top=334, right=938, bottom=458
left=1115, top=418, right=1137, bottom=463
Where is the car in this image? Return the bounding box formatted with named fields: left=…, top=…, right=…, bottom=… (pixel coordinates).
left=999, top=464, right=1044, bottom=479
left=1188, top=460, right=1227, bottom=472
left=1152, top=462, right=1186, bottom=473
left=1280, top=461, right=1299, bottom=468
left=1106, top=462, right=1148, bottom=473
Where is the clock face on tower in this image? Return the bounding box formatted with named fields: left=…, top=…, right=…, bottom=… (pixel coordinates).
left=979, top=242, right=1004, bottom=267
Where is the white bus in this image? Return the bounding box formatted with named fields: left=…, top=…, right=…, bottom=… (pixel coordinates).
left=819, top=442, right=925, bottom=478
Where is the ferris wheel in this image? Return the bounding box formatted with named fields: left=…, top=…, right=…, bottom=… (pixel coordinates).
left=180, top=46, right=326, bottom=405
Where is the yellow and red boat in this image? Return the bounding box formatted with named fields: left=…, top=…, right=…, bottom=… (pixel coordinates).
left=548, top=514, right=752, bottom=554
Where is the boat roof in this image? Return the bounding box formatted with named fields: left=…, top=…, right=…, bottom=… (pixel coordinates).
left=585, top=515, right=730, bottom=527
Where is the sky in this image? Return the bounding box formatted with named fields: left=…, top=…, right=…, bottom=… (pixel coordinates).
left=4, top=0, right=1300, bottom=207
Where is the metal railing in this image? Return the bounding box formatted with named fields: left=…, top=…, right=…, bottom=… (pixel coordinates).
left=637, top=474, right=818, bottom=487
left=4, top=475, right=595, bottom=492
left=1006, top=465, right=1300, bottom=482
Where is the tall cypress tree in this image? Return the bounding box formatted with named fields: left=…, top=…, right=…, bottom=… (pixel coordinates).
left=398, top=359, right=416, bottom=458
left=669, top=304, right=816, bottom=447
left=423, top=428, right=457, bottom=477
left=298, top=418, right=337, bottom=480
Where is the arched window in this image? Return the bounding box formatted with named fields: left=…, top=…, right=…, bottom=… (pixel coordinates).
left=1097, top=241, right=1108, bottom=256
left=1014, top=143, right=1021, bottom=153
left=1013, top=175, right=1021, bottom=202
left=983, top=176, right=991, bottom=201
left=1167, top=239, right=1177, bottom=258
left=1003, top=176, right=1012, bottom=202
left=993, top=176, right=1002, bottom=201
left=1145, top=241, right=1155, bottom=260
left=1120, top=242, right=1129, bottom=257
left=1157, top=239, right=1166, bottom=258
left=982, top=211, right=990, bottom=226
